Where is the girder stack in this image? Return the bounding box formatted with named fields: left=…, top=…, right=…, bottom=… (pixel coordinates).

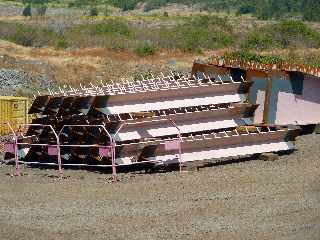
left=6, top=72, right=299, bottom=175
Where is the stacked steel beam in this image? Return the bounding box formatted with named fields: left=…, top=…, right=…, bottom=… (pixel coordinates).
left=20, top=72, right=298, bottom=169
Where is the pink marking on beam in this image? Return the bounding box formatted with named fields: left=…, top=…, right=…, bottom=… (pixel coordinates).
left=165, top=140, right=181, bottom=151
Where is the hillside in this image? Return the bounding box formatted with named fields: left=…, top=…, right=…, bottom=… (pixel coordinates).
left=0, top=1, right=320, bottom=96
left=1, top=0, right=320, bottom=21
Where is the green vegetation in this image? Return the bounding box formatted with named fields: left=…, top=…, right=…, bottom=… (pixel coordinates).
left=64, top=19, right=134, bottom=49
left=1, top=0, right=320, bottom=21
left=21, top=0, right=48, bottom=16
left=89, top=6, right=98, bottom=16
left=223, top=50, right=320, bottom=68
left=75, top=20, right=132, bottom=37
left=0, top=21, right=59, bottom=47
left=1, top=15, right=320, bottom=56
left=135, top=41, right=156, bottom=56
left=22, top=4, right=31, bottom=16
left=79, top=0, right=320, bottom=22
left=108, top=0, right=140, bottom=11
left=161, top=15, right=234, bottom=51
left=0, top=0, right=319, bottom=67
left=303, top=0, right=320, bottom=22
left=243, top=20, right=320, bottom=50
left=125, top=15, right=234, bottom=53
left=223, top=51, right=286, bottom=65
left=55, top=38, right=69, bottom=49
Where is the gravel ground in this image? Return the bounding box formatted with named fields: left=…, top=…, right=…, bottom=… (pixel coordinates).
left=0, top=134, right=320, bottom=240
left=0, top=68, right=31, bottom=95
left=0, top=53, right=54, bottom=96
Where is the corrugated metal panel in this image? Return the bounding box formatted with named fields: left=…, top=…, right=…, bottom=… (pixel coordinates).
left=0, top=96, right=29, bottom=135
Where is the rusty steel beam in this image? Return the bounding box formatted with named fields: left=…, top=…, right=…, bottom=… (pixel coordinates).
left=209, top=57, right=320, bottom=78
left=28, top=95, right=51, bottom=114
left=92, top=82, right=252, bottom=116
left=42, top=96, right=64, bottom=115
left=116, top=126, right=298, bottom=165
left=112, top=103, right=258, bottom=142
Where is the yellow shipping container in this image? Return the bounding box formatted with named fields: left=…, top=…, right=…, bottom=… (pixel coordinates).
left=0, top=96, right=29, bottom=135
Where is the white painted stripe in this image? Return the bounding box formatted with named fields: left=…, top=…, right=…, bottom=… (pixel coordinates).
left=127, top=141, right=295, bottom=165
left=99, top=94, right=245, bottom=115
left=116, top=131, right=142, bottom=141
left=116, top=157, right=134, bottom=165
left=115, top=119, right=238, bottom=141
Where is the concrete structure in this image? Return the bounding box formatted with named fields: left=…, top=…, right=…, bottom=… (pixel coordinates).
left=192, top=61, right=320, bottom=126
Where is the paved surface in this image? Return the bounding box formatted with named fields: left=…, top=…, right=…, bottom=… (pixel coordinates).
left=0, top=134, right=320, bottom=240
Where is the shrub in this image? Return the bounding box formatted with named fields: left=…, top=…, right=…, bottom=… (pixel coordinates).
left=238, top=3, right=256, bottom=14
left=109, top=0, right=140, bottom=11
left=135, top=41, right=156, bottom=56
left=68, top=0, right=90, bottom=7
left=303, top=0, right=320, bottom=22
left=242, top=29, right=277, bottom=50
left=155, top=15, right=234, bottom=52
left=89, top=7, right=98, bottom=16
left=22, top=5, right=32, bottom=16
left=36, top=5, right=47, bottom=16
left=76, top=20, right=132, bottom=37
left=0, top=21, right=59, bottom=47
left=276, top=20, right=320, bottom=46
left=223, top=51, right=286, bottom=65
left=55, top=38, right=69, bottom=49
left=242, top=20, right=320, bottom=50
left=104, top=6, right=112, bottom=16
left=65, top=19, right=134, bottom=48
left=144, top=0, right=169, bottom=12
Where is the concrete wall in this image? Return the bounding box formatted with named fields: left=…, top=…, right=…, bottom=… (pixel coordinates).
left=250, top=74, right=320, bottom=125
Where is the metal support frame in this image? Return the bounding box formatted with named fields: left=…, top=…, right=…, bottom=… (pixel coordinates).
left=45, top=72, right=242, bottom=98
left=2, top=123, right=117, bottom=181
left=114, top=118, right=183, bottom=172
left=58, top=125, right=117, bottom=181
left=14, top=124, right=63, bottom=177
left=168, top=118, right=183, bottom=172
left=1, top=122, right=21, bottom=176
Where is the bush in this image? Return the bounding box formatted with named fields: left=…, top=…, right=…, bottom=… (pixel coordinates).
left=135, top=41, right=156, bottom=56
left=109, top=0, right=140, bottom=11
left=242, top=20, right=320, bottom=50
left=238, top=3, right=256, bottom=14
left=36, top=5, right=47, bottom=16
left=303, top=0, right=320, bottom=22
left=155, top=15, right=234, bottom=52
left=144, top=0, right=169, bottom=12
left=55, top=38, right=69, bottom=49
left=22, top=5, right=32, bottom=16
left=66, top=19, right=134, bottom=48
left=104, top=6, right=112, bottom=16
left=76, top=20, right=132, bottom=37
left=89, top=7, right=98, bottom=16
left=68, top=0, right=90, bottom=7
left=242, top=29, right=277, bottom=50
left=0, top=21, right=59, bottom=47
left=224, top=51, right=286, bottom=65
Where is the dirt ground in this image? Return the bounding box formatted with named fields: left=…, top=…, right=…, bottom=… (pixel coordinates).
left=0, top=133, right=320, bottom=240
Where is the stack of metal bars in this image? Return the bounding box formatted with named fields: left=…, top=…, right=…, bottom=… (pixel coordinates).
left=18, top=72, right=298, bottom=169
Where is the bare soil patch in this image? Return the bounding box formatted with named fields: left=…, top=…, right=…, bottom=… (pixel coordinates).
left=0, top=134, right=319, bottom=240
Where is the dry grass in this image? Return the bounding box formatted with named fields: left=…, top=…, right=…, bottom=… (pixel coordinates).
left=0, top=40, right=199, bottom=89
left=3, top=36, right=320, bottom=91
